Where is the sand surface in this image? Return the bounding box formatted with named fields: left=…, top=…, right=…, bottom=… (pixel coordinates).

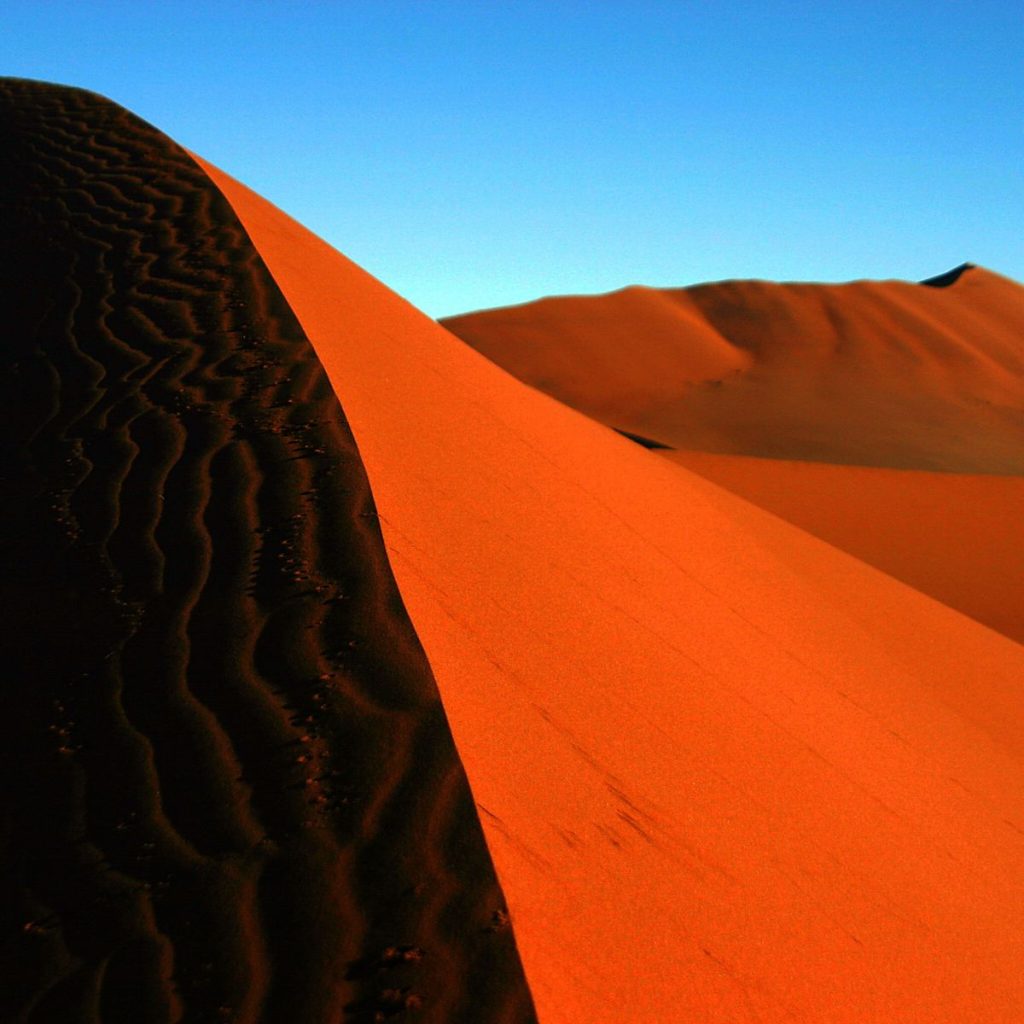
left=669, top=452, right=1024, bottom=645
left=203, top=157, right=1024, bottom=1022
left=444, top=277, right=1024, bottom=647
left=0, top=79, right=533, bottom=1023
left=443, top=272, right=1024, bottom=472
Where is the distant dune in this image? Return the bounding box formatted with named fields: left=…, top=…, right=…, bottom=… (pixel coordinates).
left=443, top=274, right=1024, bottom=646
left=4, top=78, right=1023, bottom=1024
left=442, top=269, right=1024, bottom=472
left=669, top=452, right=1024, bottom=645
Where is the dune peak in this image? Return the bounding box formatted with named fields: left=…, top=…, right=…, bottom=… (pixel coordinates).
left=920, top=262, right=977, bottom=287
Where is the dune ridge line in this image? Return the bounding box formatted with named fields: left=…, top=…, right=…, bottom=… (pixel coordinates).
left=200, top=148, right=1024, bottom=1022
left=0, top=78, right=535, bottom=1024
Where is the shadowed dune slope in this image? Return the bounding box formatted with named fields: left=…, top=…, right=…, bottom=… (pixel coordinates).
left=442, top=270, right=1024, bottom=472
left=202, top=156, right=1024, bottom=1023
left=0, top=79, right=535, bottom=1024
left=670, top=452, right=1024, bottom=645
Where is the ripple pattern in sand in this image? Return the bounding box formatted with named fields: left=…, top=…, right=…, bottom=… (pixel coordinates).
left=0, top=78, right=535, bottom=1024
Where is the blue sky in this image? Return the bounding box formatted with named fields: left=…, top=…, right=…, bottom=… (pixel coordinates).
left=3, top=2, right=1022, bottom=317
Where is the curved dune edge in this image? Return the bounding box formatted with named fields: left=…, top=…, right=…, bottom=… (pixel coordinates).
left=443, top=277, right=1024, bottom=646
left=0, top=79, right=535, bottom=1023
left=438, top=285, right=754, bottom=425
left=197, top=156, right=1024, bottom=1023
left=668, top=451, right=1024, bottom=646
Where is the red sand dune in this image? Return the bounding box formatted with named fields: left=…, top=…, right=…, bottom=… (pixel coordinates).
left=670, top=452, right=1024, bottom=645
left=202, top=158, right=1024, bottom=1022
left=443, top=276, right=1024, bottom=648
left=442, top=271, right=1024, bottom=472
left=0, top=80, right=533, bottom=1023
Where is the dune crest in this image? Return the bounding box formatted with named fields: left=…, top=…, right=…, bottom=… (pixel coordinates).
left=920, top=262, right=976, bottom=287
left=442, top=285, right=751, bottom=428
left=202, top=156, right=1024, bottom=1022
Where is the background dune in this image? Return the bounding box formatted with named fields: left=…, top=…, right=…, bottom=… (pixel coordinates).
left=203, top=158, right=1024, bottom=1022
left=670, top=452, right=1024, bottom=645
left=442, top=268, right=1024, bottom=472
left=443, top=273, right=1024, bottom=646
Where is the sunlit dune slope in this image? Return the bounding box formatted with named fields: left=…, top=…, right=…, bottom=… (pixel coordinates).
left=671, top=452, right=1024, bottom=645
left=202, top=157, right=1024, bottom=1023
left=440, top=286, right=753, bottom=426
left=442, top=274, right=1024, bottom=646
left=442, top=269, right=1024, bottom=472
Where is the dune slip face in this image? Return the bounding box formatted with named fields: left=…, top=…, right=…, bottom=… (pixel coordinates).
left=0, top=79, right=535, bottom=1024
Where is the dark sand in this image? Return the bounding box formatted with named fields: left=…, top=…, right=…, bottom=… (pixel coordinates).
left=0, top=79, right=535, bottom=1024
left=5, top=76, right=1023, bottom=1024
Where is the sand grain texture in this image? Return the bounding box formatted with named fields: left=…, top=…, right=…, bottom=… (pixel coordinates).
left=0, top=79, right=535, bottom=1024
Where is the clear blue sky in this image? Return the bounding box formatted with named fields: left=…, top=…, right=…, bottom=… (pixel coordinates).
left=3, top=2, right=1022, bottom=317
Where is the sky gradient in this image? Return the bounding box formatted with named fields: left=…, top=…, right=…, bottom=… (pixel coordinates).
left=3, top=1, right=1022, bottom=317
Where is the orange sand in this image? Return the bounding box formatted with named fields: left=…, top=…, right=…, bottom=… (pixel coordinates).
left=670, top=452, right=1024, bottom=645
left=440, top=285, right=751, bottom=428
left=443, top=271, right=1024, bottom=472
left=199, top=157, right=1024, bottom=1023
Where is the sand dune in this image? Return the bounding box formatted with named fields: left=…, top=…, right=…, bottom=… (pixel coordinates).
left=670, top=452, right=1024, bottom=645
left=5, top=77, right=1023, bottom=1024
left=443, top=275, right=1024, bottom=647
left=202, top=157, right=1024, bottom=1021
left=442, top=270, right=1024, bottom=472
left=0, top=79, right=533, bottom=1023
